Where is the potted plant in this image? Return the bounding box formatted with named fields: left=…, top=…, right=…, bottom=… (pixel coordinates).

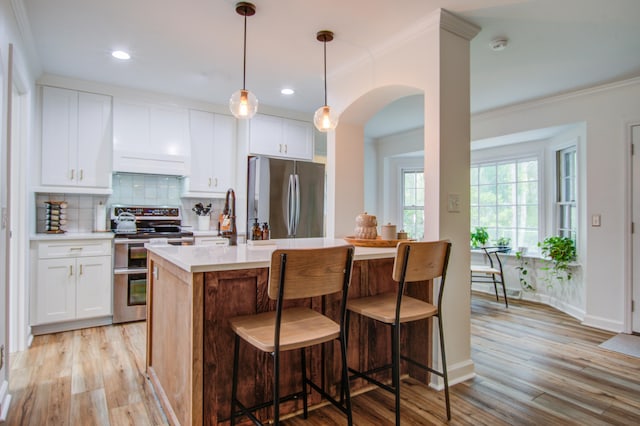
left=538, top=236, right=577, bottom=283
left=470, top=227, right=489, bottom=248
left=495, top=236, right=511, bottom=248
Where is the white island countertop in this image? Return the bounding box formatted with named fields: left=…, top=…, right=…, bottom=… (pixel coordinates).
left=146, top=238, right=397, bottom=273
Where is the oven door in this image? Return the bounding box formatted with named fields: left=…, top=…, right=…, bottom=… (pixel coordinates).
left=113, top=269, right=147, bottom=323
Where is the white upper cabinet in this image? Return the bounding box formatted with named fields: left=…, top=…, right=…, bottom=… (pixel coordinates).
left=249, top=114, right=313, bottom=160
left=113, top=98, right=190, bottom=175
left=40, top=86, right=112, bottom=191
left=184, top=110, right=235, bottom=196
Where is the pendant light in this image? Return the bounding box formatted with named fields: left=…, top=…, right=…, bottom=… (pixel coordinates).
left=229, top=2, right=258, bottom=119
left=314, top=30, right=339, bottom=132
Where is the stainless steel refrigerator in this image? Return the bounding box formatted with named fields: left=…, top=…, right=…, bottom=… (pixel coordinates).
left=247, top=156, right=325, bottom=238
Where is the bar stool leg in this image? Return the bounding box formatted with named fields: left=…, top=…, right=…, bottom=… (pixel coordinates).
left=340, top=332, right=353, bottom=425
left=392, top=323, right=401, bottom=425
left=273, top=348, right=280, bottom=424
left=438, top=315, right=451, bottom=420
left=301, top=348, right=309, bottom=419
left=500, top=277, right=509, bottom=308
left=230, top=335, right=240, bottom=426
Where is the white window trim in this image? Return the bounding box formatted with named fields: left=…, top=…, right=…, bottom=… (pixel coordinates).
left=548, top=137, right=580, bottom=249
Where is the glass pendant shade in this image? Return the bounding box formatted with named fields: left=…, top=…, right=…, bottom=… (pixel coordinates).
left=230, top=89, right=258, bottom=119
left=314, top=105, right=339, bottom=132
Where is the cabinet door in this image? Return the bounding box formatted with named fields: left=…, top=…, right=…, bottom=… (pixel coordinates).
left=211, top=114, right=235, bottom=190
left=283, top=119, right=314, bottom=160
left=76, top=256, right=112, bottom=319
left=188, top=109, right=216, bottom=192
left=41, top=86, right=78, bottom=186
left=36, top=258, right=76, bottom=324
left=187, top=111, right=235, bottom=194
left=249, top=114, right=283, bottom=157
left=77, top=92, right=112, bottom=188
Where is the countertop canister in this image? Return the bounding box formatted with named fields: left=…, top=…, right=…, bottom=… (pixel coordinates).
left=381, top=223, right=396, bottom=240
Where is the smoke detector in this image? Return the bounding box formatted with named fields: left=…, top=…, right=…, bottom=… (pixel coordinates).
left=490, top=37, right=509, bottom=51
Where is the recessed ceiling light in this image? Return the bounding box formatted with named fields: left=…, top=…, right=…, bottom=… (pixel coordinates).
left=281, top=88, right=295, bottom=95
left=112, top=50, right=131, bottom=60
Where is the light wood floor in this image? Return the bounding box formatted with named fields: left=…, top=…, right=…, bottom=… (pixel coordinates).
left=8, top=293, right=640, bottom=425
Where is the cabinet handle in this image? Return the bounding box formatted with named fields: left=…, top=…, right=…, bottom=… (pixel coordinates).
left=279, top=144, right=282, bottom=153
left=79, top=264, right=83, bottom=275
left=214, top=178, right=218, bottom=187
left=284, top=144, right=288, bottom=154
left=70, top=169, right=75, bottom=180
left=69, top=265, right=73, bottom=276
left=208, top=177, right=212, bottom=187
left=79, top=169, right=84, bottom=180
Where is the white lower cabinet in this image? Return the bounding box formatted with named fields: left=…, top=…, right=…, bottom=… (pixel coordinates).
left=32, top=239, right=112, bottom=329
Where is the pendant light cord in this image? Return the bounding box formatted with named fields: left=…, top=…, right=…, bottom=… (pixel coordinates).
left=323, top=40, right=327, bottom=106
left=243, top=13, right=247, bottom=90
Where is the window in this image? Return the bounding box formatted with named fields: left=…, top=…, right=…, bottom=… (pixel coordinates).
left=557, top=147, right=577, bottom=241
left=470, top=158, right=539, bottom=249
left=402, top=170, right=424, bottom=240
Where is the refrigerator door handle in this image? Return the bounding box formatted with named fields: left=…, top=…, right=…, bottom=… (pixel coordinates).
left=287, top=174, right=295, bottom=236
left=294, top=174, right=301, bottom=236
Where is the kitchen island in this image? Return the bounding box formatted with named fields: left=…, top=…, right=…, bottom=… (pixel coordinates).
left=146, top=238, right=434, bottom=425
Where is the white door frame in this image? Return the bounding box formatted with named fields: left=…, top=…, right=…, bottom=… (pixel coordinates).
left=630, top=123, right=640, bottom=333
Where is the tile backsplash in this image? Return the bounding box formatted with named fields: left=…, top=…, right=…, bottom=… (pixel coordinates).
left=111, top=173, right=182, bottom=206
left=36, top=173, right=228, bottom=233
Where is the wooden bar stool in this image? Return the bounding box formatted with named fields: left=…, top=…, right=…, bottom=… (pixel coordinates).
left=229, top=245, right=355, bottom=425
left=346, top=240, right=452, bottom=424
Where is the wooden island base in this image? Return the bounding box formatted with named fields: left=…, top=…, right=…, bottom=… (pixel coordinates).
left=147, top=252, right=432, bottom=425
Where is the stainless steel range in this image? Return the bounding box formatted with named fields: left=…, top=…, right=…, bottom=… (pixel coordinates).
left=111, top=205, right=194, bottom=323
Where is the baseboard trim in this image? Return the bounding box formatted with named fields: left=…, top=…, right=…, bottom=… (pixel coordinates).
left=582, top=314, right=624, bottom=333
left=429, top=358, right=476, bottom=390
left=31, top=316, right=113, bottom=335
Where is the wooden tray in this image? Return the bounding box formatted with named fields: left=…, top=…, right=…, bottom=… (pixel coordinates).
left=343, top=236, right=414, bottom=248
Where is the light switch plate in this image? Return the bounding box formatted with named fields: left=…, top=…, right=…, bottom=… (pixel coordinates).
left=448, top=193, right=461, bottom=213
left=592, top=214, right=601, bottom=227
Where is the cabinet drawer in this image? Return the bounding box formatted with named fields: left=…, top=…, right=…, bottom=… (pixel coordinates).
left=38, top=240, right=112, bottom=259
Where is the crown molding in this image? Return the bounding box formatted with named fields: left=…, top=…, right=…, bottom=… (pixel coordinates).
left=440, top=9, right=481, bottom=41
left=473, top=76, right=640, bottom=120
left=10, top=0, right=42, bottom=74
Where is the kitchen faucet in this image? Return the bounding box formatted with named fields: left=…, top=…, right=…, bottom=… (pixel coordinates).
left=219, top=188, right=237, bottom=246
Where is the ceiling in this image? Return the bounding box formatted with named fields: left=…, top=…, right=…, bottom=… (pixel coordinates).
left=20, top=0, right=640, bottom=138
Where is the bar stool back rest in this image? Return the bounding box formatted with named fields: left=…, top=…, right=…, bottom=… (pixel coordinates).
left=393, top=240, right=450, bottom=282
left=269, top=248, right=352, bottom=300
